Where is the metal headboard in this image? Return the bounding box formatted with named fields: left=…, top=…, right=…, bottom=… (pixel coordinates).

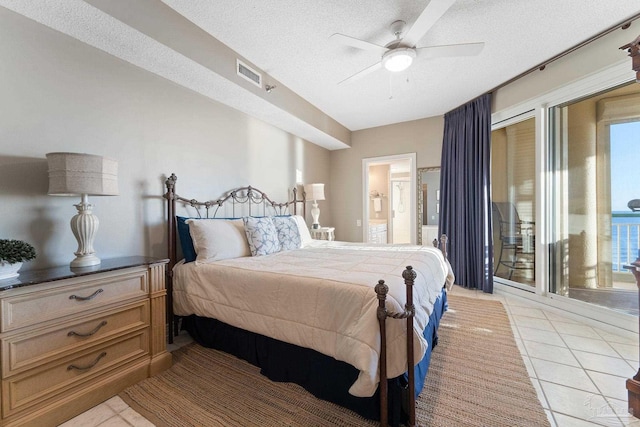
left=165, top=174, right=302, bottom=219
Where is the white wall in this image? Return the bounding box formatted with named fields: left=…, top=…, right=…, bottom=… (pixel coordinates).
left=0, top=8, right=330, bottom=271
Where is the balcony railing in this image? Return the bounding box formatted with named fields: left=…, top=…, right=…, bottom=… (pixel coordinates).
left=612, top=221, right=640, bottom=272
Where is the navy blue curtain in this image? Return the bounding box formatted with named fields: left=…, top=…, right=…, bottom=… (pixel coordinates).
left=439, top=93, right=493, bottom=292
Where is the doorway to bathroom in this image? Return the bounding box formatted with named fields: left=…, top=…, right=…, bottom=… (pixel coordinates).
left=362, top=153, right=416, bottom=244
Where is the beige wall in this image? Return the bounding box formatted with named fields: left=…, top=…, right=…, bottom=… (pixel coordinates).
left=0, top=8, right=330, bottom=271
left=330, top=117, right=444, bottom=242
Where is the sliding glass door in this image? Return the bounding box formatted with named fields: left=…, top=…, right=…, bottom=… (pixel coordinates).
left=549, top=83, right=640, bottom=316
left=491, top=117, right=536, bottom=288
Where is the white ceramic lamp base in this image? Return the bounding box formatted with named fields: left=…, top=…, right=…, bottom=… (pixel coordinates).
left=311, top=201, right=321, bottom=229
left=70, top=195, right=101, bottom=268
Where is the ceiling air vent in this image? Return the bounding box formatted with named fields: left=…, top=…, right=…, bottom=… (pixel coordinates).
left=236, top=59, right=262, bottom=88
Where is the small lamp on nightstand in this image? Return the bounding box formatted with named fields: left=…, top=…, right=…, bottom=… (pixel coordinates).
left=46, top=152, right=119, bottom=268
left=303, top=183, right=325, bottom=229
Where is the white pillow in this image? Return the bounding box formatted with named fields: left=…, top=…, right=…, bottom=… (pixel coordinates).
left=243, top=217, right=281, bottom=256
left=272, top=216, right=302, bottom=251
left=293, top=215, right=313, bottom=247
left=186, top=219, right=250, bottom=262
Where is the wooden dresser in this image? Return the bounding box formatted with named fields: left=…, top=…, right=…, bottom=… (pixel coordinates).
left=0, top=257, right=171, bottom=427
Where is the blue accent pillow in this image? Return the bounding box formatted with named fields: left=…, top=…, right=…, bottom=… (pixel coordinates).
left=243, top=217, right=281, bottom=256
left=176, top=216, right=197, bottom=263
left=272, top=216, right=302, bottom=251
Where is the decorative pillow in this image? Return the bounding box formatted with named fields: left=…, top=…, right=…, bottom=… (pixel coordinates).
left=186, top=218, right=250, bottom=262
left=272, top=216, right=302, bottom=251
left=292, top=215, right=314, bottom=247
left=243, top=216, right=281, bottom=256
left=176, top=216, right=198, bottom=262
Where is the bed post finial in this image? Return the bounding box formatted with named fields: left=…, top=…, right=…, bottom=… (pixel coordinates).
left=439, top=234, right=448, bottom=260
left=165, top=173, right=177, bottom=196
left=432, top=234, right=449, bottom=260
left=374, top=280, right=388, bottom=316
left=402, top=265, right=417, bottom=283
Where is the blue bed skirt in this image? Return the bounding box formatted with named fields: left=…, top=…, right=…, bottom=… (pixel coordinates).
left=414, top=288, right=448, bottom=397
left=183, top=288, right=448, bottom=424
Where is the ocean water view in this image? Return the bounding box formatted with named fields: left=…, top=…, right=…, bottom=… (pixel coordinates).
left=612, top=211, right=640, bottom=271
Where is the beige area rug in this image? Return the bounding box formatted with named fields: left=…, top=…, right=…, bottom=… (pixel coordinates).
left=120, top=295, right=549, bottom=426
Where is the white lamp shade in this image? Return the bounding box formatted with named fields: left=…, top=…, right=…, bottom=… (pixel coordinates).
left=46, top=152, right=119, bottom=196
left=304, top=183, right=325, bottom=201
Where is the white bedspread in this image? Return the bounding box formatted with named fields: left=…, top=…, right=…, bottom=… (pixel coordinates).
left=173, top=240, right=454, bottom=397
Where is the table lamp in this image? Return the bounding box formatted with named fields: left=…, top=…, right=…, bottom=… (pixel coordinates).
left=303, top=183, right=325, bottom=229
left=46, top=152, right=119, bottom=267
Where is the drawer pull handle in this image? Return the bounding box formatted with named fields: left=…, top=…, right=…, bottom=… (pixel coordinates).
left=67, top=352, right=107, bottom=371
left=68, top=320, right=107, bottom=337
left=69, top=288, right=103, bottom=301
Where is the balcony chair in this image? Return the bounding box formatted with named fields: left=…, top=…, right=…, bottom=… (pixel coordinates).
left=492, top=202, right=535, bottom=280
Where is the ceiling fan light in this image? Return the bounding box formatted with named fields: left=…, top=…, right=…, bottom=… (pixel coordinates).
left=382, top=48, right=416, bottom=72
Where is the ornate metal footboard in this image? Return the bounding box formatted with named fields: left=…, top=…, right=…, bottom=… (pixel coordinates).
left=375, top=235, right=448, bottom=427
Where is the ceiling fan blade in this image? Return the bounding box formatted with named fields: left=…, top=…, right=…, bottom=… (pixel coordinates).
left=401, top=0, right=457, bottom=48
left=417, top=42, right=484, bottom=59
left=338, top=61, right=383, bottom=85
left=330, top=33, right=389, bottom=55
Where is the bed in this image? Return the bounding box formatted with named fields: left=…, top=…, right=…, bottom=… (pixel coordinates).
left=163, top=174, right=454, bottom=427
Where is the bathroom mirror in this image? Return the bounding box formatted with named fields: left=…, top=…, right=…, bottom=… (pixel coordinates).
left=417, top=167, right=440, bottom=245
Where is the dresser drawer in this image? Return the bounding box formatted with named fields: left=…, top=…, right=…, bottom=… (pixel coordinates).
left=3, top=331, right=149, bottom=417
left=1, top=268, right=148, bottom=332
left=2, top=300, right=149, bottom=377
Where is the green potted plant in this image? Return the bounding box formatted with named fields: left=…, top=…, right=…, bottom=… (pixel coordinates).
left=0, top=239, right=36, bottom=280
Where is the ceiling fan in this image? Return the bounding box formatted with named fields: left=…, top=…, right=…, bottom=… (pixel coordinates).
left=331, top=0, right=484, bottom=85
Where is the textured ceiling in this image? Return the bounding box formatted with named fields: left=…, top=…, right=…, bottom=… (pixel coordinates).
left=3, top=1, right=640, bottom=149
left=162, top=0, right=640, bottom=130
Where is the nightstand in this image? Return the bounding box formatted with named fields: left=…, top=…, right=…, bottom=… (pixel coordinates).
left=0, top=256, right=171, bottom=426
left=310, top=227, right=335, bottom=241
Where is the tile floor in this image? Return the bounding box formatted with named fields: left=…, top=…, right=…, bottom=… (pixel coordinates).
left=59, top=286, right=640, bottom=426
left=457, top=286, right=639, bottom=427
